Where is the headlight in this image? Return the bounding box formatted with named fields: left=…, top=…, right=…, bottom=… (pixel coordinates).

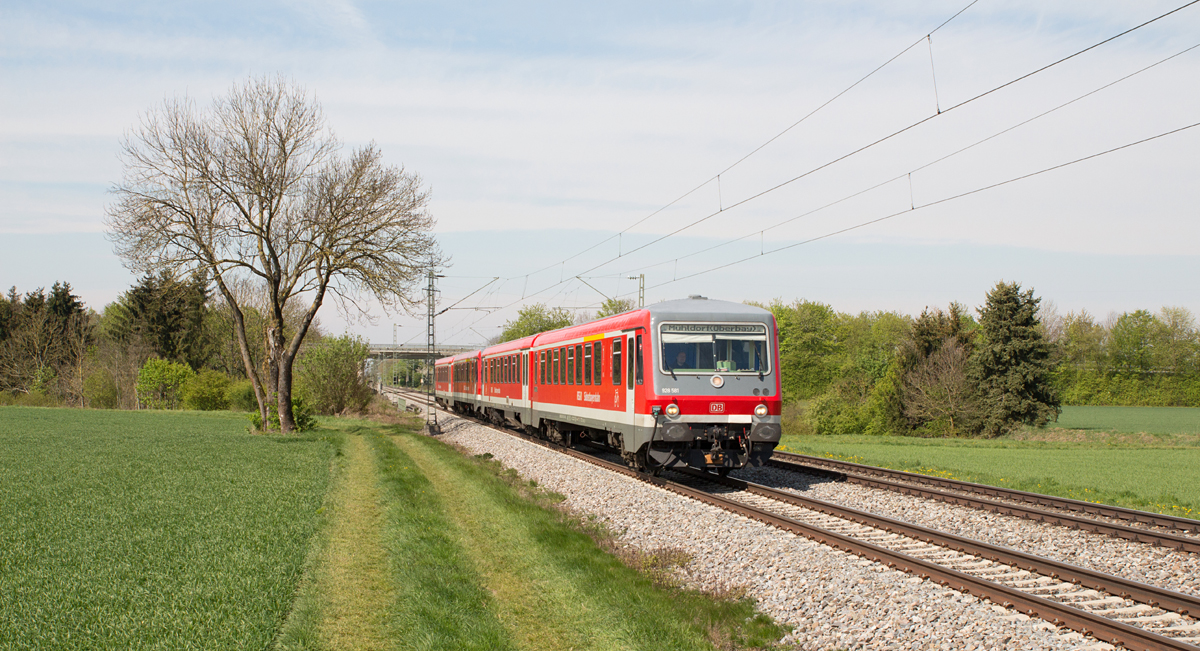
left=754, top=404, right=768, bottom=417
left=665, top=403, right=680, bottom=417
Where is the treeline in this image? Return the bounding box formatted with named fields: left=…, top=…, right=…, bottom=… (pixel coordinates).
left=767, top=281, right=1200, bottom=438
left=0, top=273, right=373, bottom=418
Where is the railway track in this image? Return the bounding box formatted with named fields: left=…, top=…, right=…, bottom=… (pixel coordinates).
left=385, top=388, right=1200, bottom=650
left=768, top=451, right=1200, bottom=552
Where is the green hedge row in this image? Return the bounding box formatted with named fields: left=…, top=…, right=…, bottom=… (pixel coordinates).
left=1054, top=368, right=1200, bottom=407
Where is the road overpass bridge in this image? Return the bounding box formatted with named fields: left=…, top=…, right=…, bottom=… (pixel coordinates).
left=367, top=343, right=477, bottom=361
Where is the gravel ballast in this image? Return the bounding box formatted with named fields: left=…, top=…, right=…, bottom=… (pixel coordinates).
left=430, top=414, right=1105, bottom=650
left=734, top=464, right=1200, bottom=600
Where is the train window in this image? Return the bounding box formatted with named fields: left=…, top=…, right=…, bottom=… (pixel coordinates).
left=612, top=338, right=622, bottom=386
left=593, top=341, right=602, bottom=385
left=583, top=345, right=592, bottom=386
left=659, top=323, right=769, bottom=374
left=567, top=347, right=574, bottom=385
left=635, top=334, right=643, bottom=385
left=539, top=351, right=545, bottom=384
left=627, top=336, right=634, bottom=386
left=575, top=344, right=583, bottom=385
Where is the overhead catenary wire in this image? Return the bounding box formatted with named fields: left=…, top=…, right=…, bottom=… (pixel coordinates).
left=644, top=120, right=1200, bottom=290
left=497, top=0, right=986, bottom=282
left=608, top=37, right=1200, bottom=280
left=409, top=1, right=1200, bottom=337
left=566, top=0, right=1200, bottom=280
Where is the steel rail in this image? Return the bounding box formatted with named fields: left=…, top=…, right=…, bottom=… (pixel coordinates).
left=671, top=467, right=1200, bottom=619
left=653, top=473, right=1200, bottom=651
left=400, top=391, right=1200, bottom=650
left=765, top=456, right=1200, bottom=554
left=772, top=450, right=1200, bottom=535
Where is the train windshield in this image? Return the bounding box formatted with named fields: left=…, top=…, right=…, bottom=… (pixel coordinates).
left=659, top=323, right=769, bottom=374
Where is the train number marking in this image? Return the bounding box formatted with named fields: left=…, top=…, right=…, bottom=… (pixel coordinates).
left=709, top=402, right=725, bottom=414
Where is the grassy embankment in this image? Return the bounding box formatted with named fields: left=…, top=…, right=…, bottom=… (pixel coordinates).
left=1, top=406, right=789, bottom=650
left=284, top=417, right=788, bottom=650
left=779, top=405, right=1200, bottom=520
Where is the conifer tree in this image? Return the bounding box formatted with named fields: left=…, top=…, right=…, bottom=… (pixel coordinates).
left=971, top=281, right=1060, bottom=437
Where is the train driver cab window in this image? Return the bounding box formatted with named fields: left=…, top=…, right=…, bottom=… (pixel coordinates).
left=612, top=338, right=622, bottom=386
left=659, top=324, right=769, bottom=374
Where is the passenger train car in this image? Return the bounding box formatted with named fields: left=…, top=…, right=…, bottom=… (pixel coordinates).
left=434, top=296, right=781, bottom=474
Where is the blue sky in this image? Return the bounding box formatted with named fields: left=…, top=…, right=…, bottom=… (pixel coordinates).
left=2, top=1, right=1199, bottom=345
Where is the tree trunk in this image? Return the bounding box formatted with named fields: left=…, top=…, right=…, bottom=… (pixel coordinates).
left=268, top=316, right=292, bottom=433
left=277, top=278, right=329, bottom=434
left=213, top=277, right=269, bottom=428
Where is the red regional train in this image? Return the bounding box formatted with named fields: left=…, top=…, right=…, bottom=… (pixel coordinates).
left=434, top=296, right=781, bottom=474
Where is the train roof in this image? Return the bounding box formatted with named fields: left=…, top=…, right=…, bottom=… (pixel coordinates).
left=481, top=335, right=536, bottom=356
left=643, top=296, right=771, bottom=322
left=435, top=350, right=479, bottom=365
left=442, top=297, right=771, bottom=360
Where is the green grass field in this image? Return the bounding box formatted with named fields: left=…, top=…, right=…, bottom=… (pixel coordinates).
left=0, top=407, right=334, bottom=650
left=779, top=406, right=1200, bottom=520
left=1050, top=405, right=1200, bottom=437
left=281, top=418, right=788, bottom=650
left=3, top=407, right=788, bottom=650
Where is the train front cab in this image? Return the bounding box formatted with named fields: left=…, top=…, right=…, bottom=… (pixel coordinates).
left=635, top=298, right=782, bottom=474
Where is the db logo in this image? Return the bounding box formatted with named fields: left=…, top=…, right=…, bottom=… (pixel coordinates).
left=709, top=402, right=725, bottom=414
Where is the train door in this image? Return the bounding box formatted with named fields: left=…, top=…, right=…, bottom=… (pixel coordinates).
left=622, top=332, right=638, bottom=433
left=521, top=352, right=531, bottom=425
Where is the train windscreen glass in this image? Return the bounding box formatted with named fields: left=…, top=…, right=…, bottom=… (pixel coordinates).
left=660, top=323, right=768, bottom=373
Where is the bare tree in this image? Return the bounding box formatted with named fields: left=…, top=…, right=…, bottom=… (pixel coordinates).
left=107, top=76, right=440, bottom=431
left=901, top=339, right=982, bottom=436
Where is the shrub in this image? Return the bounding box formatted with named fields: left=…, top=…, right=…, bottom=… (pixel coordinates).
left=83, top=369, right=120, bottom=409
left=225, top=380, right=258, bottom=412
left=182, top=370, right=231, bottom=411
left=136, top=358, right=195, bottom=409
left=295, top=334, right=372, bottom=415
left=0, top=391, right=61, bottom=407
left=249, top=397, right=316, bottom=432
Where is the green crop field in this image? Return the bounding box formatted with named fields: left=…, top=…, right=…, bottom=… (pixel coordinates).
left=1, top=406, right=789, bottom=650
left=0, top=407, right=333, bottom=650
left=1051, top=405, right=1200, bottom=436
left=779, top=406, right=1200, bottom=520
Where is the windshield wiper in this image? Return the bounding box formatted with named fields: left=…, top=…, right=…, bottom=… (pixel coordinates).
left=669, top=366, right=677, bottom=380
